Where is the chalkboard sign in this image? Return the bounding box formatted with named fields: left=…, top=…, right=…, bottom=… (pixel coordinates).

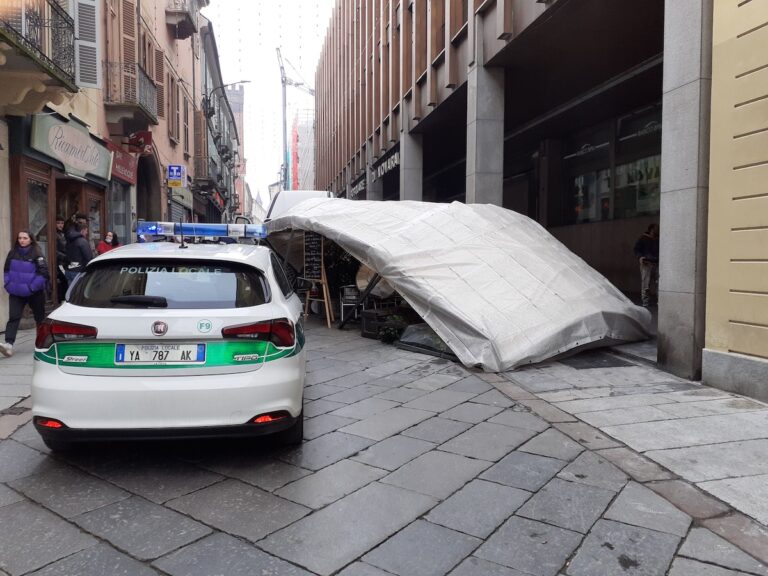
left=304, top=231, right=323, bottom=280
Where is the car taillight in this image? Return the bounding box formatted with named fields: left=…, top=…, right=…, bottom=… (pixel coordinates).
left=221, top=318, right=295, bottom=347
left=36, top=319, right=98, bottom=349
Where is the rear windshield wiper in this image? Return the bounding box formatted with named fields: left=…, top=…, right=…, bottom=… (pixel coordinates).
left=110, top=295, right=168, bottom=307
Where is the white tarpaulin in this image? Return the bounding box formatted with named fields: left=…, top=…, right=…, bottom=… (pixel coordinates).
left=267, top=199, right=653, bottom=372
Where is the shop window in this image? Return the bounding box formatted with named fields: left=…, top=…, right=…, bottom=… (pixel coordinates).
left=28, top=180, right=49, bottom=256
left=614, top=155, right=661, bottom=219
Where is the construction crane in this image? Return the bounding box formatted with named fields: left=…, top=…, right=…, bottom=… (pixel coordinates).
left=277, top=47, right=315, bottom=190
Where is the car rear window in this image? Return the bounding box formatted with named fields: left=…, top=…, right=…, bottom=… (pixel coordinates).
left=68, top=259, right=270, bottom=309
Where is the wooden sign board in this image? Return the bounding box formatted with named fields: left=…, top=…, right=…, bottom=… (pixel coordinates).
left=304, top=231, right=323, bottom=281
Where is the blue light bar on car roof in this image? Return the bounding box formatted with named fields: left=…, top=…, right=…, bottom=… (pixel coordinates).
left=136, top=221, right=267, bottom=239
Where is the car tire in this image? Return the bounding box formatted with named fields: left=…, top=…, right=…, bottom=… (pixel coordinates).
left=42, top=437, right=73, bottom=452
left=281, top=411, right=304, bottom=445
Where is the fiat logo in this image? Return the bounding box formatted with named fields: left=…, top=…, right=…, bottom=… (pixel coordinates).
left=151, top=321, right=168, bottom=336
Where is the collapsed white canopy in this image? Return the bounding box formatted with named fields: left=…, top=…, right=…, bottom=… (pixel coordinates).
left=267, top=199, right=652, bottom=372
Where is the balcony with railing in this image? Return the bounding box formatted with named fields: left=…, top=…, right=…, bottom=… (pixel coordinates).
left=0, top=0, right=76, bottom=90
left=103, top=62, right=158, bottom=128
left=193, top=155, right=222, bottom=192
left=166, top=0, right=197, bottom=40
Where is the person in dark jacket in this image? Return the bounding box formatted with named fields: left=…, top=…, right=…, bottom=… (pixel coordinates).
left=65, top=221, right=94, bottom=285
left=633, top=223, right=659, bottom=307
left=1, top=230, right=49, bottom=357
left=55, top=216, right=68, bottom=302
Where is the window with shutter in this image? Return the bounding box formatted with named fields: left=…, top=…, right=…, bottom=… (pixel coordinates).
left=175, top=82, right=181, bottom=142
left=75, top=0, right=101, bottom=88
left=168, top=74, right=176, bottom=140
left=121, top=0, right=136, bottom=100
left=193, top=108, right=207, bottom=160
left=183, top=96, right=190, bottom=155
left=155, top=48, right=165, bottom=118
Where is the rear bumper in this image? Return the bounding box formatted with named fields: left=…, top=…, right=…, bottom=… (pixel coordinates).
left=32, top=351, right=305, bottom=430
left=34, top=413, right=298, bottom=443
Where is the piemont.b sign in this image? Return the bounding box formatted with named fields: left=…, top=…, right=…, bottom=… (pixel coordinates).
left=31, top=115, right=112, bottom=181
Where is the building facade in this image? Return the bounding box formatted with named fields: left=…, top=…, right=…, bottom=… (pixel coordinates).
left=314, top=0, right=768, bottom=395
left=1, top=0, right=240, bottom=318
left=704, top=1, right=768, bottom=400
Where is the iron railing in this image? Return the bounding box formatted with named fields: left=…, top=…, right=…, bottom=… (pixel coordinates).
left=104, top=62, right=158, bottom=122
left=0, top=0, right=75, bottom=86
left=167, top=0, right=195, bottom=11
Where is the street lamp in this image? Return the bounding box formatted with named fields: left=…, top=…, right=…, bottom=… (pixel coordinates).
left=203, top=80, right=250, bottom=117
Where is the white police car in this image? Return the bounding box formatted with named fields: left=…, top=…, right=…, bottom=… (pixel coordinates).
left=31, top=222, right=306, bottom=451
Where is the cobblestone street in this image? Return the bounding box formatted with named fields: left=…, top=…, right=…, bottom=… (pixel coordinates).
left=1, top=320, right=767, bottom=576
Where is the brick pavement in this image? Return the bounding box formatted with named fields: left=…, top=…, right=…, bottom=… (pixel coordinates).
left=0, top=320, right=766, bottom=575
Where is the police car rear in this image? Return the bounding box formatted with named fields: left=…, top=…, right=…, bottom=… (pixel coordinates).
left=31, top=224, right=306, bottom=451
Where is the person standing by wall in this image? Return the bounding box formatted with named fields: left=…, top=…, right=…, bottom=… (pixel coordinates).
left=1, top=231, right=50, bottom=358
left=634, top=223, right=660, bottom=307
left=55, top=216, right=68, bottom=302
left=65, top=222, right=94, bottom=285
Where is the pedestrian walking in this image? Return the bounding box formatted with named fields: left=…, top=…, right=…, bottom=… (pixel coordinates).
left=96, top=231, right=120, bottom=254
left=1, top=230, right=50, bottom=358
left=633, top=223, right=659, bottom=307
left=65, top=221, right=94, bottom=285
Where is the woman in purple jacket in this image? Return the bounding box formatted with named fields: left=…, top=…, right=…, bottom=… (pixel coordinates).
left=1, top=230, right=49, bottom=358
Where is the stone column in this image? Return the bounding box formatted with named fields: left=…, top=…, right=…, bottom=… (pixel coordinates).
left=466, top=17, right=504, bottom=205
left=400, top=104, right=423, bottom=201
left=657, top=0, right=713, bottom=379
left=366, top=143, right=383, bottom=201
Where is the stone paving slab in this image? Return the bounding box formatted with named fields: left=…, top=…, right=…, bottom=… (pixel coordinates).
left=475, top=516, right=582, bottom=576
left=198, top=455, right=312, bottom=492
left=645, top=439, right=768, bottom=482
left=667, top=558, right=750, bottom=576
left=604, top=481, right=692, bottom=537
left=382, top=450, right=491, bottom=499
left=9, top=463, right=130, bottom=518
left=449, top=557, right=530, bottom=576
left=303, top=413, right=358, bottom=440
left=566, top=519, right=680, bottom=576
left=275, top=458, right=386, bottom=509
left=153, top=532, right=313, bottom=576
left=279, top=431, right=375, bottom=470
left=258, top=482, right=437, bottom=576
left=363, top=519, right=481, bottom=576
left=480, top=450, right=567, bottom=492
left=557, top=451, right=629, bottom=492
left=440, top=421, right=537, bottom=462
left=596, top=447, right=675, bottom=482
left=29, top=543, right=160, bottom=576
left=0, top=439, right=53, bottom=483
left=486, top=409, right=549, bottom=432
left=602, top=411, right=768, bottom=452
left=518, top=428, right=584, bottom=461
left=426, top=479, right=531, bottom=538
left=339, top=407, right=433, bottom=441
left=517, top=477, right=615, bottom=534
left=337, top=562, right=396, bottom=576
left=167, top=479, right=310, bottom=542
left=73, top=496, right=211, bottom=561
left=678, top=528, right=768, bottom=575
left=0, top=500, right=96, bottom=576
left=351, top=434, right=435, bottom=470
left=401, top=416, right=473, bottom=443
left=699, top=474, right=768, bottom=525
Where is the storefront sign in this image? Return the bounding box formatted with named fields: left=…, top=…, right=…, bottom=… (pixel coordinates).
left=31, top=115, right=112, bottom=180
left=350, top=178, right=366, bottom=198
left=372, top=150, right=400, bottom=181
left=167, top=164, right=186, bottom=188
left=107, top=142, right=138, bottom=184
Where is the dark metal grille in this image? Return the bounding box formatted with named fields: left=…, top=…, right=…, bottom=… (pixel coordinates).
left=0, top=0, right=75, bottom=85
left=104, top=61, right=158, bottom=122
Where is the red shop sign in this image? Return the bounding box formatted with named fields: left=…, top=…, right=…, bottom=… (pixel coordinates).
left=107, top=141, right=138, bottom=184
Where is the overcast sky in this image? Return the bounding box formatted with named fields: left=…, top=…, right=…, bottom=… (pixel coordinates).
left=201, top=0, right=335, bottom=207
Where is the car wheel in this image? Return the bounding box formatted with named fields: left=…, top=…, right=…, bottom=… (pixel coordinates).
left=42, top=437, right=73, bottom=452
left=281, top=411, right=304, bottom=445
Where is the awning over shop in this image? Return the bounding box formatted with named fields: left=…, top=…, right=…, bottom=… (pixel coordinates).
left=267, top=199, right=652, bottom=372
